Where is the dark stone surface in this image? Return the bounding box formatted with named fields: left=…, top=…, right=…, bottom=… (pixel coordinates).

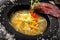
left=57, top=18, right=60, bottom=40
left=0, top=0, right=60, bottom=40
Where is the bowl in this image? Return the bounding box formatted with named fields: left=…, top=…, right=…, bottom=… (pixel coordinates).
left=6, top=5, right=50, bottom=40
left=2, top=5, right=50, bottom=40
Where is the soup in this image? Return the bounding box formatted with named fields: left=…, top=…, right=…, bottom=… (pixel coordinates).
left=9, top=10, right=47, bottom=36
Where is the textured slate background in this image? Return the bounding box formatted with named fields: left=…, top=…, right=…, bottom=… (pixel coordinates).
left=0, top=0, right=60, bottom=40
left=57, top=18, right=60, bottom=40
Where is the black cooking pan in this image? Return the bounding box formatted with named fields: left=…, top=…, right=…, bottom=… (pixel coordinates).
left=1, top=4, right=59, bottom=40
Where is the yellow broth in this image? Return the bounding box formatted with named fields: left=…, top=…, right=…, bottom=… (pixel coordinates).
left=9, top=10, right=47, bottom=36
